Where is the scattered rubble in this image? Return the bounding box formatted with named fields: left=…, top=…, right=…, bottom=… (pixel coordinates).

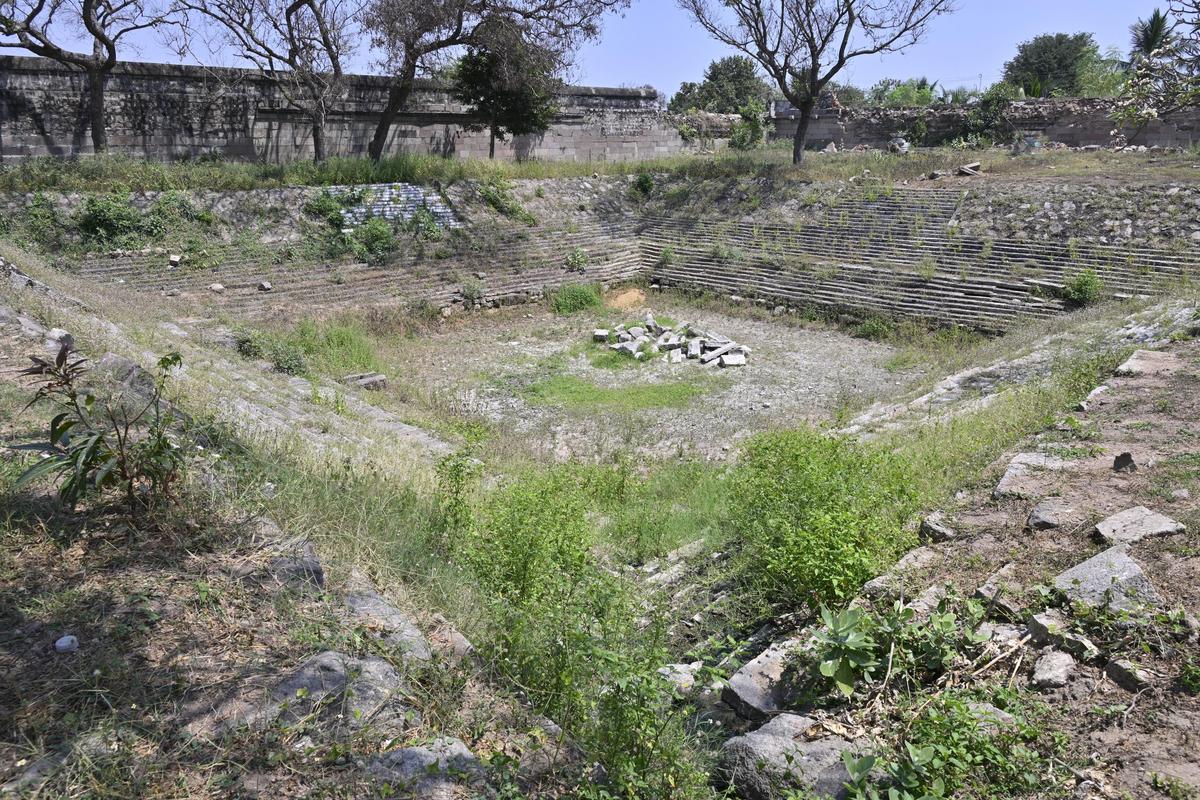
left=602, top=313, right=751, bottom=367
left=342, top=371, right=389, bottom=391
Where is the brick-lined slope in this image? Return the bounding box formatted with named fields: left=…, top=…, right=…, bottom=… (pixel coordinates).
left=73, top=188, right=1196, bottom=331
left=77, top=218, right=643, bottom=317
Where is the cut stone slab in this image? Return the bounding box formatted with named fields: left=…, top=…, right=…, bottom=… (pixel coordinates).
left=1053, top=546, right=1160, bottom=612
left=344, top=588, right=432, bottom=662
left=1027, top=609, right=1100, bottom=661
left=1105, top=658, right=1154, bottom=691
left=231, top=651, right=409, bottom=733
left=719, top=352, right=747, bottom=367
left=860, top=546, right=938, bottom=600
left=1032, top=650, right=1075, bottom=688
left=687, top=339, right=702, bottom=359
left=701, top=342, right=739, bottom=364
left=967, top=702, right=1016, bottom=733
left=721, top=636, right=807, bottom=720
left=670, top=348, right=684, bottom=364
left=593, top=329, right=610, bottom=342
left=257, top=280, right=273, bottom=292
left=1094, top=506, right=1185, bottom=545
left=342, top=372, right=388, bottom=391
left=719, top=714, right=854, bottom=800
left=265, top=539, right=325, bottom=590
left=1114, top=349, right=1180, bottom=377
left=918, top=511, right=957, bottom=544
left=367, top=737, right=483, bottom=797
left=994, top=453, right=1069, bottom=499
left=1029, top=497, right=1073, bottom=530
left=973, top=564, right=1024, bottom=620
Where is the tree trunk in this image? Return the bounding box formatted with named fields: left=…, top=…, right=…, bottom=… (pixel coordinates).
left=791, top=99, right=815, bottom=165
left=488, top=128, right=495, bottom=159
left=87, top=69, right=108, bottom=154
left=367, top=60, right=417, bottom=162
left=312, top=107, right=327, bottom=163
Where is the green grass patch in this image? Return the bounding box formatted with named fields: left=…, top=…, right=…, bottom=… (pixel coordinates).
left=550, top=283, right=603, bottom=315
left=522, top=374, right=708, bottom=412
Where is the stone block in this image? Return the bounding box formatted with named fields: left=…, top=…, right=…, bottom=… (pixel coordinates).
left=1094, top=506, right=1184, bottom=545
left=1053, top=546, right=1160, bottom=612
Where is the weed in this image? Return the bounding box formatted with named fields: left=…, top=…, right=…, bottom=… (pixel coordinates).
left=565, top=247, right=591, bottom=270
left=1061, top=269, right=1104, bottom=307
left=550, top=283, right=603, bottom=315
left=855, top=317, right=894, bottom=341
left=14, top=347, right=188, bottom=510
left=1178, top=657, right=1200, bottom=695
left=729, top=428, right=918, bottom=610
left=478, top=179, right=537, bottom=225
left=659, top=246, right=676, bottom=266
left=632, top=172, right=654, bottom=197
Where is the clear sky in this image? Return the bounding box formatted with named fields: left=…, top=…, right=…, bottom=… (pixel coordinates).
left=10, top=0, right=1168, bottom=98
left=574, top=0, right=1167, bottom=96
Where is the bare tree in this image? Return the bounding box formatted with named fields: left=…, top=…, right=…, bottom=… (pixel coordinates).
left=172, top=0, right=358, bottom=161
left=1, top=0, right=176, bottom=153
left=362, top=0, right=628, bottom=162
left=677, top=0, right=954, bottom=163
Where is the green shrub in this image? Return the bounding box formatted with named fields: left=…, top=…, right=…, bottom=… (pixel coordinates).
left=1061, top=269, right=1104, bottom=307
left=407, top=206, right=443, bottom=241
left=855, top=316, right=895, bottom=340
left=551, top=283, right=603, bottom=314
left=632, top=172, right=654, bottom=196
left=288, top=319, right=378, bottom=374
left=565, top=247, right=590, bottom=270
left=303, top=189, right=344, bottom=226
left=729, top=428, right=918, bottom=609
left=659, top=245, right=675, bottom=266
left=233, top=329, right=265, bottom=359
left=15, top=348, right=188, bottom=510
left=77, top=193, right=143, bottom=246
left=268, top=341, right=308, bottom=375
left=729, top=100, right=767, bottom=150
left=349, top=217, right=397, bottom=264
left=846, top=691, right=1060, bottom=800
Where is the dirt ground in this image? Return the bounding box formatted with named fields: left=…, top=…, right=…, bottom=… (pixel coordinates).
left=378, top=294, right=917, bottom=462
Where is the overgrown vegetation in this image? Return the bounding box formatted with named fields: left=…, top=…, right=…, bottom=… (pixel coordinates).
left=550, top=283, right=603, bottom=314
left=15, top=346, right=188, bottom=510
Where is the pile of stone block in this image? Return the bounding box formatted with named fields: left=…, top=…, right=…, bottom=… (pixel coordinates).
left=325, top=183, right=460, bottom=231
left=593, top=312, right=750, bottom=367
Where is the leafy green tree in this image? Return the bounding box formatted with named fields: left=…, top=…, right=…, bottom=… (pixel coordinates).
left=667, top=55, right=771, bottom=113
left=868, top=77, right=939, bottom=107
left=449, top=16, right=561, bottom=159
left=1003, top=32, right=1099, bottom=96
left=1131, top=8, right=1173, bottom=61
left=827, top=81, right=867, bottom=108
left=1077, top=45, right=1130, bottom=97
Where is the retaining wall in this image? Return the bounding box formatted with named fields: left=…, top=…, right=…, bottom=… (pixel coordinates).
left=0, top=55, right=685, bottom=163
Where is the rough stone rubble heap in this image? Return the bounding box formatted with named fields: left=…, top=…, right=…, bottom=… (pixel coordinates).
left=593, top=312, right=750, bottom=367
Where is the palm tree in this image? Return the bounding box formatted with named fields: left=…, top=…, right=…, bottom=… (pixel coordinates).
left=1131, top=9, right=1173, bottom=61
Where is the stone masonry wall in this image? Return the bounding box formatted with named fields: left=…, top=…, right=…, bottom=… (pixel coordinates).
left=0, top=55, right=687, bottom=163
left=772, top=98, right=1200, bottom=149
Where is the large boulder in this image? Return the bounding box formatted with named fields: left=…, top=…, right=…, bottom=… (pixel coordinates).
left=367, top=737, right=483, bottom=798
left=721, top=637, right=808, bottom=720
left=1053, top=546, right=1160, bottom=612
left=720, top=714, right=855, bottom=800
